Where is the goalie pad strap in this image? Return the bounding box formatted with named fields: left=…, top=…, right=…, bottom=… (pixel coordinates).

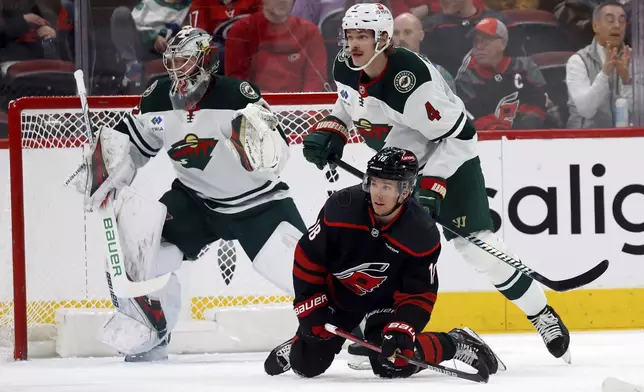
left=311, top=115, right=350, bottom=142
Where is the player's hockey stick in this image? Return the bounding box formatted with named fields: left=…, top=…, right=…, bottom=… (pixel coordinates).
left=73, top=70, right=171, bottom=299
left=329, top=158, right=609, bottom=292
left=324, top=324, right=489, bottom=383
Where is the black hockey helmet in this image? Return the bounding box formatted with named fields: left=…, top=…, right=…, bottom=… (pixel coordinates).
left=362, top=147, right=419, bottom=194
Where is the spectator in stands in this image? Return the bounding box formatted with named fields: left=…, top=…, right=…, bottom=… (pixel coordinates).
left=0, top=0, right=71, bottom=62
left=393, top=0, right=486, bottom=20
left=225, top=0, right=329, bottom=93
left=485, top=0, right=539, bottom=11
left=455, top=18, right=547, bottom=130
left=189, top=0, right=261, bottom=74
left=393, top=12, right=456, bottom=91
left=0, top=11, right=47, bottom=49
left=565, top=0, right=631, bottom=128
left=292, top=0, right=344, bottom=25
left=110, top=0, right=191, bottom=89
left=421, top=0, right=504, bottom=77
left=345, top=0, right=448, bottom=19
left=554, top=0, right=632, bottom=52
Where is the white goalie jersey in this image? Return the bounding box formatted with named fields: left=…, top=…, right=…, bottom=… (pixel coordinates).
left=113, top=76, right=291, bottom=213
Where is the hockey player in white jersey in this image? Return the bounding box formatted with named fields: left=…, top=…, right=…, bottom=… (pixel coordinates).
left=72, top=26, right=306, bottom=362
left=301, top=3, right=571, bottom=365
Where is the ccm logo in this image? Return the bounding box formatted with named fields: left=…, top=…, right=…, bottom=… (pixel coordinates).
left=294, top=294, right=328, bottom=317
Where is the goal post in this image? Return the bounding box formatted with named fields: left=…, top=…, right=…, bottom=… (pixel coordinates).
left=2, top=92, right=352, bottom=360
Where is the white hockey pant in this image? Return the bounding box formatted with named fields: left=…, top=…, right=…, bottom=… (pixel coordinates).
left=453, top=230, right=547, bottom=316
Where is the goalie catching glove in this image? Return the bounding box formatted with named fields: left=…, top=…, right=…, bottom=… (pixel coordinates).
left=65, top=126, right=136, bottom=212
left=228, top=102, right=288, bottom=173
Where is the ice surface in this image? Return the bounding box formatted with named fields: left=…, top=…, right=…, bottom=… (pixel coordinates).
left=1, top=330, right=642, bottom=392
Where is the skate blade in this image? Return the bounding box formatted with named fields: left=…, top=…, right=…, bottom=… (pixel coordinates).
left=560, top=348, right=572, bottom=364
left=347, top=354, right=372, bottom=371
left=603, top=377, right=643, bottom=392
left=463, top=327, right=507, bottom=372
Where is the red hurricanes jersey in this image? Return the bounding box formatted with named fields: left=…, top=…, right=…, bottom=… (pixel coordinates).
left=224, top=12, right=328, bottom=93
left=293, top=185, right=441, bottom=333
left=189, top=0, right=261, bottom=43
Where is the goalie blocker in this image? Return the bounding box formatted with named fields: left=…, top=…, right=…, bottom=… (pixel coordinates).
left=265, top=148, right=501, bottom=379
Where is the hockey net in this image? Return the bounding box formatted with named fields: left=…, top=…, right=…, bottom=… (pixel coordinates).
left=1, top=92, right=358, bottom=360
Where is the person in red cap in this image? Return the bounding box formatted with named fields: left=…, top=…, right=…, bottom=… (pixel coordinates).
left=455, top=17, right=548, bottom=130
left=420, top=0, right=504, bottom=76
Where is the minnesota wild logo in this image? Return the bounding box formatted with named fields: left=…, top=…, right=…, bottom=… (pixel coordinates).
left=167, top=134, right=217, bottom=170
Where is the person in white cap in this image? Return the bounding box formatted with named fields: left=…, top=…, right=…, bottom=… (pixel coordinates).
left=299, top=2, right=571, bottom=370
left=456, top=17, right=548, bottom=130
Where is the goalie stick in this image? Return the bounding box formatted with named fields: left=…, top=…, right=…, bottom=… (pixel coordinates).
left=73, top=70, right=171, bottom=299
left=323, top=324, right=489, bottom=383
left=330, top=158, right=609, bottom=292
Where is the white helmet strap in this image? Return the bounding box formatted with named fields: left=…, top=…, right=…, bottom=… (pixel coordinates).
left=345, top=30, right=390, bottom=71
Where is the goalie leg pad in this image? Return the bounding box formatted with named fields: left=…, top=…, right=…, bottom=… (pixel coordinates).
left=114, top=186, right=173, bottom=281
left=98, top=260, right=182, bottom=355
left=252, top=221, right=302, bottom=296
left=454, top=230, right=546, bottom=316
left=99, top=189, right=184, bottom=354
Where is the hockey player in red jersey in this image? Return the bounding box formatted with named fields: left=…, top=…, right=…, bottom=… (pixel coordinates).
left=264, top=147, right=500, bottom=379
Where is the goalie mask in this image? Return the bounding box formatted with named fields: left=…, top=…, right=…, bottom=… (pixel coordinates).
left=341, top=3, right=394, bottom=71
left=163, top=26, right=218, bottom=104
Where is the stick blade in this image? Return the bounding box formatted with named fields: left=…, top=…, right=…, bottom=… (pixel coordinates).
left=544, top=259, right=609, bottom=292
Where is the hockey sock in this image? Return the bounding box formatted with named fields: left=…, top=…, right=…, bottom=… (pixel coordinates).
left=415, top=332, right=456, bottom=364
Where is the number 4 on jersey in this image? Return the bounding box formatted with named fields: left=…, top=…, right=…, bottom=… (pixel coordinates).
left=425, top=102, right=441, bottom=121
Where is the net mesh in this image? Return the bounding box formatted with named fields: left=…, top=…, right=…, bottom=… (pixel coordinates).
left=0, top=96, right=363, bottom=357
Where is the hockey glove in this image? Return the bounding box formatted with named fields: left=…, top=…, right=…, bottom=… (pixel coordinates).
left=375, top=322, right=417, bottom=377
left=294, top=293, right=334, bottom=341
left=417, top=176, right=447, bottom=219
left=302, top=116, right=349, bottom=170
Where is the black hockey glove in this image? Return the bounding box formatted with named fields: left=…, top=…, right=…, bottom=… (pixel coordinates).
left=302, top=116, right=349, bottom=170
left=417, top=176, right=447, bottom=218
left=294, top=293, right=334, bottom=341
left=379, top=322, right=416, bottom=369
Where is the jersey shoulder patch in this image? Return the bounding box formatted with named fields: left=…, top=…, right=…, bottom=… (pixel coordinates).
left=387, top=200, right=441, bottom=257
left=200, top=76, right=262, bottom=110
left=382, top=48, right=433, bottom=113
left=139, top=77, right=173, bottom=114
left=323, top=185, right=369, bottom=227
